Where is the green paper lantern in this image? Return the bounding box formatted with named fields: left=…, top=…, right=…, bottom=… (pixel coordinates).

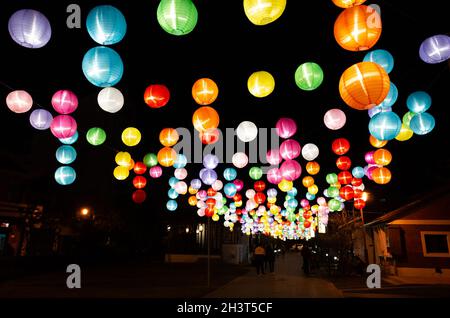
left=328, top=199, right=341, bottom=211
left=295, top=62, right=324, bottom=91
left=157, top=0, right=198, bottom=36
left=86, top=127, right=106, bottom=146
left=402, top=111, right=416, bottom=126
left=249, top=166, right=263, bottom=180
left=326, top=173, right=338, bottom=185
left=143, top=153, right=158, bottom=167
left=327, top=186, right=339, bottom=198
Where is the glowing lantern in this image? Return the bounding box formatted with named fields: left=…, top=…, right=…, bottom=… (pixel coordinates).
left=332, top=0, right=366, bottom=8
left=369, top=112, right=402, bottom=141
left=192, top=106, right=220, bottom=132
left=254, top=192, right=266, bottom=205
left=403, top=112, right=416, bottom=126
left=157, top=0, right=198, bottom=36
left=143, top=153, right=158, bottom=167
left=338, top=171, right=352, bottom=184
left=267, top=168, right=282, bottom=184
left=6, top=90, right=33, bottom=113
left=134, top=162, right=147, bottom=175
left=306, top=161, right=320, bottom=175
left=51, top=90, right=78, bottom=115
left=86, top=127, right=106, bottom=146
left=378, top=82, right=398, bottom=109
left=254, top=181, right=266, bottom=192
left=167, top=200, right=178, bottom=211
left=86, top=5, right=126, bottom=45
left=369, top=135, right=388, bottom=148
left=324, top=109, right=346, bottom=130
left=409, top=113, right=435, bottom=135
left=29, top=109, right=52, bottom=130
left=50, top=115, right=77, bottom=139
left=54, top=166, right=76, bottom=185
left=301, top=143, right=319, bottom=161
left=407, top=91, right=431, bottom=114
left=55, top=145, right=77, bottom=164
left=308, top=184, right=319, bottom=195
left=174, top=181, right=188, bottom=195
left=200, top=169, right=218, bottom=186
left=149, top=166, right=163, bottom=178
left=352, top=166, right=365, bottom=179
left=327, top=186, right=339, bottom=198
left=192, top=78, right=218, bottom=105
left=132, top=190, right=147, bottom=204
left=340, top=185, right=354, bottom=201
left=339, top=62, right=390, bottom=110
left=8, top=9, right=51, bottom=48
left=202, top=154, right=219, bottom=170
left=395, top=124, right=414, bottom=141
left=276, top=118, right=297, bottom=139
left=372, top=167, right=392, bottom=184
left=266, top=149, right=282, bottom=165
left=116, top=152, right=131, bottom=166
left=364, top=151, right=376, bottom=164
left=173, top=154, right=188, bottom=169
left=363, top=49, right=394, bottom=74
left=126, top=159, right=135, bottom=171
left=302, top=176, right=315, bottom=188
left=159, top=128, right=179, bottom=147
left=158, top=147, right=177, bottom=167
left=334, top=5, right=382, bottom=51
left=332, top=138, right=350, bottom=155
left=223, top=168, right=237, bottom=181
left=278, top=179, right=293, bottom=192
left=247, top=71, right=275, bottom=98
left=236, top=121, right=258, bottom=142
left=280, top=140, right=301, bottom=160
left=113, top=166, right=129, bottom=180
left=351, top=177, right=363, bottom=187
left=243, top=0, right=286, bottom=26
left=232, top=152, right=249, bottom=168
left=189, top=196, right=198, bottom=206
left=144, top=84, right=170, bottom=108
left=59, top=131, right=78, bottom=145
left=280, top=160, right=302, bottom=181
left=336, top=156, right=352, bottom=170
left=295, top=62, right=324, bottom=91
left=234, top=179, right=244, bottom=192
left=121, top=127, right=141, bottom=147
left=82, top=46, right=123, bottom=87
left=97, top=87, right=124, bottom=113
left=133, top=176, right=147, bottom=189
left=373, top=149, right=392, bottom=166
left=199, top=128, right=220, bottom=145
left=174, top=168, right=187, bottom=180
left=249, top=167, right=263, bottom=180
left=354, top=198, right=366, bottom=210
left=419, top=35, right=450, bottom=64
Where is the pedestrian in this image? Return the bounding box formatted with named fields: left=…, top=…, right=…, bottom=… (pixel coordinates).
left=265, top=244, right=275, bottom=273
left=301, top=244, right=311, bottom=275
left=254, top=243, right=266, bottom=275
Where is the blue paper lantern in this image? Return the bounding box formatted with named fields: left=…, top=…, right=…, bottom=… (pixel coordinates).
left=86, top=5, right=127, bottom=45
left=287, top=188, right=298, bottom=197
left=59, top=131, right=78, bottom=145
left=56, top=145, right=77, bottom=164
left=368, top=105, right=392, bottom=118
left=166, top=200, right=178, bottom=211
left=173, top=154, right=188, bottom=169
left=409, top=113, right=435, bottom=135
left=224, top=183, right=238, bottom=197
left=363, top=49, right=395, bottom=74
left=378, top=82, right=398, bottom=108
left=369, top=111, right=402, bottom=141
left=407, top=91, right=431, bottom=113
left=190, top=178, right=202, bottom=189
left=8, top=9, right=51, bottom=49
left=169, top=177, right=179, bottom=188
left=55, top=166, right=76, bottom=185
left=223, top=168, right=237, bottom=181
left=82, top=46, right=124, bottom=87
left=352, top=166, right=365, bottom=179
left=419, top=35, right=450, bottom=64
left=200, top=169, right=217, bottom=185
left=306, top=192, right=315, bottom=201
left=168, top=188, right=179, bottom=199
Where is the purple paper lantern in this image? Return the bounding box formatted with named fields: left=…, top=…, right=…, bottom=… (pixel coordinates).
left=419, top=35, right=450, bottom=64
left=203, top=154, right=219, bottom=169
left=50, top=115, right=77, bottom=139
left=51, top=90, right=78, bottom=114
left=200, top=169, right=217, bottom=185
left=8, top=9, right=51, bottom=49
left=29, top=109, right=53, bottom=130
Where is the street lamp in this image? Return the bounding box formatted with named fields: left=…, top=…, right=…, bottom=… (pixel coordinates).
left=360, top=192, right=369, bottom=263
left=81, top=208, right=90, bottom=216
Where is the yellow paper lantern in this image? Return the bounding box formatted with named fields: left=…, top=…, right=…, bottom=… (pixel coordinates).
left=115, top=151, right=131, bottom=166
left=332, top=0, right=366, bottom=8
left=308, top=184, right=319, bottom=195
left=395, top=124, right=414, bottom=141
left=188, top=186, right=198, bottom=195
left=122, top=127, right=141, bottom=147
left=248, top=71, right=275, bottom=98
left=113, top=166, right=129, bottom=180
left=235, top=200, right=243, bottom=208
left=212, top=214, right=220, bottom=221
left=302, top=176, right=315, bottom=188
left=188, top=196, right=198, bottom=206
left=278, top=179, right=293, bottom=192
left=243, top=0, right=286, bottom=26
left=267, top=196, right=277, bottom=204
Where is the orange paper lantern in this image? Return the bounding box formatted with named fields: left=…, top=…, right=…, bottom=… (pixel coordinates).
left=373, top=149, right=392, bottom=166
left=192, top=78, right=219, bottom=105
left=157, top=147, right=177, bottom=167
left=306, top=161, right=320, bottom=175
left=332, top=0, right=367, bottom=8
left=369, top=135, right=388, bottom=148
left=159, top=128, right=179, bottom=147
left=192, top=106, right=220, bottom=133
left=372, top=167, right=392, bottom=184
left=302, top=176, right=315, bottom=188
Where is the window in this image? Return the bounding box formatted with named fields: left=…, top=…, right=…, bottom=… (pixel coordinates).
left=420, top=231, right=450, bottom=257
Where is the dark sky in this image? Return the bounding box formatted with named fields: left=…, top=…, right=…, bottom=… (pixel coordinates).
left=1, top=0, right=449, bottom=223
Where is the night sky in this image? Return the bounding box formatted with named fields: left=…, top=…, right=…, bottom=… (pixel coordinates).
left=1, top=0, right=449, bottom=227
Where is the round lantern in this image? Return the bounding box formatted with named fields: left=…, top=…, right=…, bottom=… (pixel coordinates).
left=143, top=153, right=158, bottom=167
left=97, top=87, right=124, bottom=113
left=276, top=118, right=297, bottom=139
left=328, top=199, right=341, bottom=211
left=54, top=166, right=76, bottom=185
left=266, top=149, right=282, bottom=165
left=395, top=124, right=414, bottom=141
left=132, top=190, right=147, bottom=204
left=247, top=71, right=275, bottom=98
left=332, top=138, right=350, bottom=155
left=144, top=84, right=170, bottom=108
left=373, top=149, right=392, bottom=166
left=254, top=181, right=266, bottom=192
left=280, top=140, right=301, bottom=160
left=224, top=183, right=238, bottom=197
left=352, top=166, right=365, bottom=179
left=306, top=161, right=320, bottom=175
left=419, top=35, right=450, bottom=64
left=122, top=127, right=141, bottom=146
left=233, top=179, right=244, bottom=192
left=174, top=168, right=188, bottom=180
left=338, top=171, right=352, bottom=185
left=200, top=169, right=218, bottom=185
left=369, top=111, right=402, bottom=141
left=59, top=131, right=78, bottom=145
left=188, top=196, right=198, bottom=206
left=192, top=78, right=219, bottom=105
left=332, top=0, right=366, bottom=8
left=363, top=49, right=394, bottom=74
left=149, top=166, right=163, bottom=178
left=174, top=181, right=188, bottom=195
left=278, top=179, right=293, bottom=192
left=133, top=176, right=147, bottom=189
left=203, top=154, right=219, bottom=169
left=340, top=185, right=354, bottom=201
left=192, top=106, right=220, bottom=132
left=249, top=167, right=263, bottom=180
left=6, top=90, right=33, bottom=113
left=56, top=145, right=77, bottom=164
left=167, top=200, right=178, bottom=211
left=223, top=168, right=237, bottom=181
left=354, top=198, right=366, bottom=210
left=157, top=147, right=177, bottom=167
left=324, top=109, right=346, bottom=130
left=378, top=82, right=398, bottom=109
left=280, top=160, right=302, bottom=181
left=294, top=62, right=324, bottom=91
left=212, top=180, right=223, bottom=192
left=157, top=0, right=198, bottom=36
left=407, top=91, right=431, bottom=114
left=364, top=151, right=376, bottom=165
left=372, top=167, right=392, bottom=184
left=86, top=5, right=127, bottom=45
left=243, top=0, right=286, bottom=26
left=334, top=5, right=382, bottom=51
left=199, top=128, right=220, bottom=145
left=232, top=152, right=249, bottom=168
left=8, top=9, right=51, bottom=48
left=339, top=62, right=390, bottom=110
left=173, top=154, right=188, bottom=169
left=409, top=113, right=435, bottom=135
left=82, top=46, right=123, bottom=87
left=336, top=156, right=352, bottom=170
left=159, top=128, right=179, bottom=147
left=29, top=109, right=52, bottom=130
left=302, top=143, right=319, bottom=161
left=113, top=166, right=129, bottom=180
left=369, top=135, right=388, bottom=148
left=267, top=168, right=282, bottom=184
left=51, top=90, right=78, bottom=114
left=236, top=121, right=258, bottom=142
left=86, top=127, right=106, bottom=146
left=403, top=112, right=416, bottom=126
left=50, top=115, right=77, bottom=139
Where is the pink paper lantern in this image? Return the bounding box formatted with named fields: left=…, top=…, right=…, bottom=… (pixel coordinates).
left=6, top=90, right=33, bottom=113
left=267, top=168, right=283, bottom=184
left=51, top=90, right=78, bottom=114
left=149, top=166, right=163, bottom=178
left=275, top=118, right=297, bottom=139
left=280, top=139, right=301, bottom=160
left=233, top=179, right=244, bottom=191
left=365, top=151, right=376, bottom=164
left=50, top=115, right=77, bottom=139
left=174, top=168, right=188, bottom=180
left=266, top=149, right=282, bottom=165
left=324, top=108, right=346, bottom=130
left=280, top=160, right=302, bottom=181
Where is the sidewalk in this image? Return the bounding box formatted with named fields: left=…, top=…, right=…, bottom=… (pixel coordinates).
left=383, top=275, right=450, bottom=286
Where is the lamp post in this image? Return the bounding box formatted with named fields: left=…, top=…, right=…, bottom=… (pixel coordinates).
left=360, top=192, right=369, bottom=263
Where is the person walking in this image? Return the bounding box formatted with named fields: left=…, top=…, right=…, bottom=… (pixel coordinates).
left=265, top=244, right=275, bottom=273
left=254, top=243, right=266, bottom=275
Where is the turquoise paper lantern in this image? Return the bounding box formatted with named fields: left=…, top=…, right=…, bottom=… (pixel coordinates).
left=378, top=82, right=398, bottom=108
left=59, top=131, right=78, bottom=145
left=369, top=111, right=402, bottom=141
left=352, top=166, right=365, bottom=179
left=157, top=0, right=198, bottom=36
left=55, top=166, right=76, bottom=185
left=407, top=91, right=431, bottom=113
left=86, top=5, right=127, bottom=45
left=82, top=46, right=124, bottom=87
left=363, top=49, right=395, bottom=74
left=167, top=200, right=178, bottom=211
left=223, top=168, right=237, bottom=181
left=409, top=113, right=435, bottom=135
left=173, top=154, right=188, bottom=169
left=56, top=145, right=77, bottom=164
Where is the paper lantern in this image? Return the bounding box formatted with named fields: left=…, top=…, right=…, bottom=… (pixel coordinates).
left=143, top=153, right=158, bottom=167
left=132, top=162, right=146, bottom=175
left=280, top=160, right=302, bottom=181
left=167, top=200, right=178, bottom=211
left=55, top=166, right=76, bottom=185
left=249, top=167, right=263, bottom=180
left=169, top=177, right=179, bottom=188
left=247, top=71, right=275, bottom=98
left=149, top=166, right=163, bottom=178
left=243, top=0, right=286, bottom=26
left=115, top=152, right=131, bottom=166
left=159, top=128, right=179, bottom=147
left=203, top=154, right=219, bottom=169
left=276, top=118, right=297, bottom=139
left=368, top=105, right=390, bottom=118
left=8, top=9, right=51, bottom=48
left=224, top=183, right=238, bottom=197
left=157, top=0, right=198, bottom=36
left=232, top=152, right=249, bottom=168
left=212, top=180, right=223, bottom=192
left=369, top=135, right=388, bottom=148
left=200, top=169, right=218, bottom=185
left=352, top=166, right=365, bottom=179
left=113, top=165, right=129, bottom=180
left=236, top=121, right=258, bottom=142
left=280, top=140, right=301, bottom=160
left=86, top=5, right=127, bottom=45
left=338, top=171, right=352, bottom=185
left=324, top=109, right=346, bottom=130
left=369, top=112, right=402, bottom=141
left=332, top=0, right=366, bottom=8
left=192, top=78, right=219, bottom=105
left=233, top=179, right=244, bottom=192
left=378, top=82, right=398, bottom=109
left=364, top=151, right=376, bottom=165
left=363, top=49, right=394, bottom=74
left=295, top=62, right=324, bottom=91
left=192, top=106, right=220, bottom=132
left=56, top=145, right=77, bottom=164
left=174, top=181, right=188, bottom=195
left=173, top=154, right=188, bottom=169
left=267, top=168, right=282, bottom=184
left=86, top=127, right=106, bottom=146
left=50, top=115, right=77, bottom=139
left=158, top=147, right=177, bottom=167
left=332, top=138, right=350, bottom=155
left=409, top=113, right=435, bottom=135
left=174, top=168, right=187, bottom=180
left=254, top=181, right=266, bottom=192
left=199, top=128, right=220, bottom=145
left=336, top=156, right=352, bottom=170
left=266, top=149, right=282, bottom=165
left=373, top=149, right=392, bottom=166
left=50, top=90, right=78, bottom=115
left=339, top=62, right=390, bottom=110
left=305, top=162, right=320, bottom=176
left=395, top=124, right=414, bottom=141
left=132, top=190, right=147, bottom=204
left=133, top=176, right=147, bottom=189
left=188, top=196, right=198, bottom=206
left=407, top=91, right=431, bottom=114
left=59, top=131, right=78, bottom=145
left=82, top=46, right=123, bottom=87
left=97, top=87, right=124, bottom=113
left=29, top=109, right=52, bottom=130
left=351, top=178, right=363, bottom=187
left=334, top=5, right=382, bottom=51
left=121, top=127, right=141, bottom=147
left=278, top=179, right=293, bottom=192
left=339, top=186, right=354, bottom=201
left=302, top=143, right=319, bottom=161
left=354, top=198, right=366, bottom=210
left=372, top=167, right=391, bottom=184
left=6, top=90, right=33, bottom=113
left=144, top=84, right=170, bottom=108
left=403, top=112, right=416, bottom=126
left=419, top=35, right=450, bottom=64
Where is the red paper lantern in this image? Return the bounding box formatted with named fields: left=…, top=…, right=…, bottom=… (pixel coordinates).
left=332, top=138, right=350, bottom=155
left=199, top=128, right=220, bottom=145
left=338, top=171, right=352, bottom=184
left=353, top=188, right=363, bottom=199
left=254, top=180, right=266, bottom=192
left=336, top=156, right=352, bottom=170
left=206, top=198, right=216, bottom=208
left=354, top=198, right=366, bottom=210
left=133, top=176, right=147, bottom=189
left=144, top=84, right=170, bottom=108
left=254, top=192, right=266, bottom=205
left=303, top=211, right=312, bottom=219
left=304, top=220, right=312, bottom=228
left=339, top=185, right=354, bottom=201
left=132, top=190, right=147, bottom=203
left=207, top=188, right=216, bottom=197
left=205, top=207, right=215, bottom=217
left=233, top=193, right=242, bottom=202
left=351, top=178, right=363, bottom=187
left=133, top=162, right=147, bottom=175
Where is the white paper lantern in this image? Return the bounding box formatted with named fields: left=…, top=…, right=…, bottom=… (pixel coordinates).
left=324, top=109, right=346, bottom=130
left=301, top=143, right=319, bottom=161
left=97, top=87, right=124, bottom=113
left=232, top=152, right=249, bottom=168
left=236, top=121, right=258, bottom=142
